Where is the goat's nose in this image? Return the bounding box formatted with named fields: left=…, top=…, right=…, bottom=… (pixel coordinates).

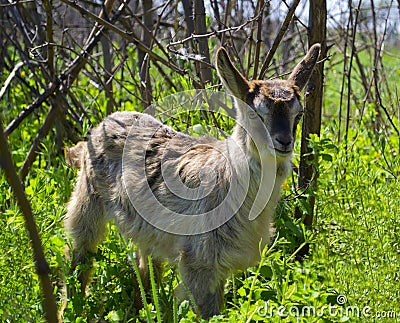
left=274, top=135, right=292, bottom=147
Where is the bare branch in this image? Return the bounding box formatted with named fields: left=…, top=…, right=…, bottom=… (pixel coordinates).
left=258, top=0, right=301, bottom=79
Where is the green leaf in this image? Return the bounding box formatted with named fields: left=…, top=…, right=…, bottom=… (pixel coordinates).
left=284, top=220, right=303, bottom=238
left=321, top=153, right=333, bottom=162
left=237, top=286, right=247, bottom=297
left=106, top=309, right=124, bottom=322
left=25, top=186, right=34, bottom=196
left=259, top=265, right=273, bottom=279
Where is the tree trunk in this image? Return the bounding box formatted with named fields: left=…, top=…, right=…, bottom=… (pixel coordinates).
left=138, top=0, right=153, bottom=110
left=182, top=0, right=195, bottom=37
left=194, top=0, right=212, bottom=85
left=102, top=33, right=115, bottom=115
left=294, top=0, right=327, bottom=258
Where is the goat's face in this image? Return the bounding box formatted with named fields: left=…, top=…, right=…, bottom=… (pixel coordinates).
left=216, top=44, right=320, bottom=157
left=247, top=79, right=303, bottom=157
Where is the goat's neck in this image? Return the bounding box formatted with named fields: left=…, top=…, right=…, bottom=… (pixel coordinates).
left=231, top=122, right=292, bottom=180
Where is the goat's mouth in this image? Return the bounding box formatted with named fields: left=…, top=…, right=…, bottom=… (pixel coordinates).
left=274, top=148, right=292, bottom=157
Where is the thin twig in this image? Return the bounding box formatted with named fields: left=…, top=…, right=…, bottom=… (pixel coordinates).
left=0, top=61, right=25, bottom=101
left=3, top=81, right=59, bottom=136
left=344, top=1, right=362, bottom=151
left=19, top=106, right=58, bottom=180
left=58, top=0, right=185, bottom=76
left=258, top=0, right=301, bottom=79
left=3, top=0, right=129, bottom=137
left=167, top=16, right=261, bottom=47
left=0, top=0, right=34, bottom=7
left=252, top=0, right=265, bottom=80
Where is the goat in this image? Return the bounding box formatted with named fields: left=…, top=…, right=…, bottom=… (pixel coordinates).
left=65, top=44, right=320, bottom=319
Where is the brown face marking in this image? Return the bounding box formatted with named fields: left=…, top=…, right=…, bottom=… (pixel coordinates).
left=247, top=79, right=300, bottom=109
left=258, top=79, right=299, bottom=102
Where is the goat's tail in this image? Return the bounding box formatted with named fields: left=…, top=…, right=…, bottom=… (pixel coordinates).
left=64, top=146, right=107, bottom=291
left=64, top=141, right=86, bottom=169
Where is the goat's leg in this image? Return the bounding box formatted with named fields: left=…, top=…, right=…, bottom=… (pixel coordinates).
left=65, top=168, right=107, bottom=293
left=137, top=250, right=163, bottom=290
left=179, top=261, right=225, bottom=319
left=133, top=249, right=163, bottom=308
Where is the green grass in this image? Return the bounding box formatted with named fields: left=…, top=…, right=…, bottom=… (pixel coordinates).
left=1, top=46, right=400, bottom=322
left=314, top=128, right=400, bottom=318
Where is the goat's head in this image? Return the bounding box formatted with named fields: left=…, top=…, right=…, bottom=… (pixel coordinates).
left=216, top=44, right=321, bottom=158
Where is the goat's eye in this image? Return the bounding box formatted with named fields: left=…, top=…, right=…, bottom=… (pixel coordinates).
left=248, top=109, right=258, bottom=119
left=248, top=108, right=266, bottom=121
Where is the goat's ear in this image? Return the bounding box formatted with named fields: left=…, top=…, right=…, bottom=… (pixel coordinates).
left=216, top=47, right=250, bottom=100
left=288, top=43, right=321, bottom=91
